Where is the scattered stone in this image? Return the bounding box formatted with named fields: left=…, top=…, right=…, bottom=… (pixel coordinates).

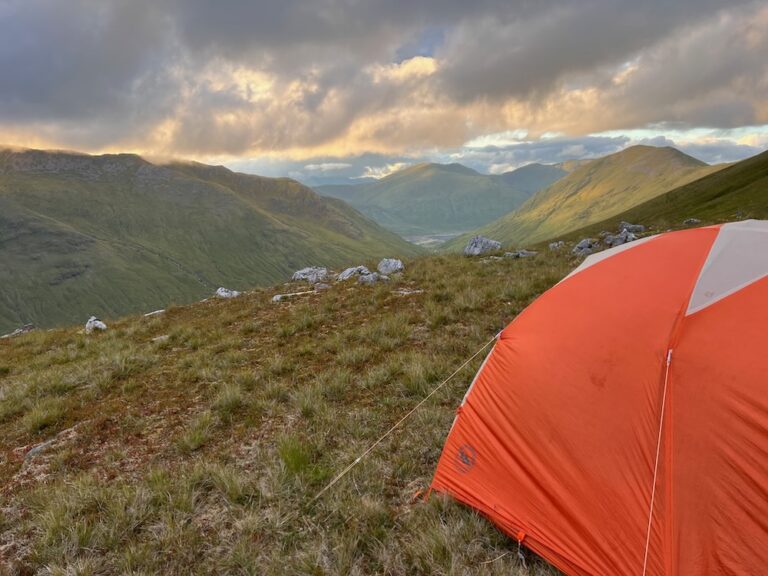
left=358, top=272, right=388, bottom=285
left=85, top=316, right=107, bottom=334
left=144, top=309, right=165, bottom=317
left=24, top=438, right=56, bottom=461
left=336, top=265, right=370, bottom=281
left=377, top=258, right=404, bottom=275
left=215, top=287, right=241, bottom=299
left=619, top=221, right=646, bottom=234
left=572, top=238, right=599, bottom=256
left=292, top=267, right=329, bottom=284
left=394, top=288, right=424, bottom=296
left=464, top=236, right=502, bottom=256
left=152, top=335, right=170, bottom=344
left=598, top=231, right=612, bottom=238
left=0, top=323, right=35, bottom=339
left=683, top=218, right=701, bottom=226
left=272, top=290, right=315, bottom=303
left=604, top=229, right=637, bottom=248
left=548, top=241, right=565, bottom=251
left=314, top=283, right=332, bottom=291
left=505, top=249, right=538, bottom=258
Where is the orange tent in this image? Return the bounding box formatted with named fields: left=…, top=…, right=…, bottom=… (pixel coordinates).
left=431, top=221, right=768, bottom=575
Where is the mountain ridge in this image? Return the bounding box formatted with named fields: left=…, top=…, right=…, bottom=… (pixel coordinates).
left=0, top=147, right=422, bottom=333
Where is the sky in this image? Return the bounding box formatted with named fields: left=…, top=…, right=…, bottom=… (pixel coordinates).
left=1, top=0, right=767, bottom=185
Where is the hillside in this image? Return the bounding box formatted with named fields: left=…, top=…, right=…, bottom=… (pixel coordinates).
left=0, top=252, right=568, bottom=574
left=0, top=148, right=422, bottom=333
left=446, top=146, right=724, bottom=250
left=559, top=148, right=768, bottom=240
left=316, top=162, right=565, bottom=237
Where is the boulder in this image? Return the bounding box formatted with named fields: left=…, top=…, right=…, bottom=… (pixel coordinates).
left=377, top=258, right=404, bottom=275
left=683, top=218, right=701, bottom=226
left=548, top=241, right=565, bottom=251
left=619, top=221, right=646, bottom=234
left=292, top=267, right=329, bottom=284
left=0, top=323, right=35, bottom=339
left=85, top=316, right=107, bottom=334
left=464, top=236, right=502, bottom=256
left=358, top=272, right=388, bottom=285
left=572, top=238, right=598, bottom=257
left=336, top=265, right=370, bottom=281
left=603, top=229, right=637, bottom=248
left=215, top=287, right=241, bottom=299
left=505, top=249, right=538, bottom=259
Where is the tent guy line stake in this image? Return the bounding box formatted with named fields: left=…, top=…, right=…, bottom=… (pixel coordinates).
left=309, top=332, right=500, bottom=505
left=641, top=348, right=673, bottom=576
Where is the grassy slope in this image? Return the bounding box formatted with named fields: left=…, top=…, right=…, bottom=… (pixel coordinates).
left=0, top=149, right=422, bottom=333
left=317, top=163, right=564, bottom=236
left=558, top=148, right=768, bottom=241
left=0, top=252, right=568, bottom=575
left=445, top=146, right=724, bottom=250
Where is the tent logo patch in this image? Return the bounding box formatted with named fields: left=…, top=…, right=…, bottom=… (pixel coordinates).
left=456, top=444, right=477, bottom=473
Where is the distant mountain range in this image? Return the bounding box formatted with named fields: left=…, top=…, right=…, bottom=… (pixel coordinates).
left=445, top=146, right=725, bottom=250
left=316, top=162, right=566, bottom=237
left=0, top=148, right=421, bottom=332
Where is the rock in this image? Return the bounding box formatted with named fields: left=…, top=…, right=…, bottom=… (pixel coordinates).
left=144, top=309, right=165, bottom=317
left=85, top=316, right=107, bottom=334
left=377, top=258, right=404, bottom=275
left=683, top=218, right=701, bottom=226
left=548, top=241, right=565, bottom=251
left=394, top=288, right=424, bottom=296
left=314, top=283, right=332, bottom=291
left=604, top=229, right=637, bottom=248
left=619, top=221, right=646, bottom=234
left=152, top=335, right=170, bottom=344
left=505, top=249, right=538, bottom=258
left=215, top=287, right=241, bottom=299
left=572, top=238, right=599, bottom=257
left=464, top=236, right=502, bottom=256
left=292, top=267, right=329, bottom=284
left=272, top=290, right=314, bottom=303
left=336, top=265, right=370, bottom=281
left=0, top=323, right=35, bottom=339
left=358, top=272, right=388, bottom=285
left=24, top=438, right=56, bottom=460
left=598, top=231, right=612, bottom=238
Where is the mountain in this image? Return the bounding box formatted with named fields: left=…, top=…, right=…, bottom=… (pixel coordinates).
left=0, top=148, right=422, bottom=333
left=495, top=163, right=567, bottom=195
left=561, top=148, right=768, bottom=240
left=445, top=145, right=724, bottom=249
left=316, top=162, right=565, bottom=237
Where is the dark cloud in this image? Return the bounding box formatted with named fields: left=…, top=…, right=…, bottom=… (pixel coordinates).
left=0, top=0, right=766, bottom=156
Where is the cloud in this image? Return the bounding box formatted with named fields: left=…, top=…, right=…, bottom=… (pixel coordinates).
left=0, top=0, right=766, bottom=163
left=303, top=162, right=353, bottom=172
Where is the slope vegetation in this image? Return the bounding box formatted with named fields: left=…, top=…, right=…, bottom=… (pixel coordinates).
left=0, top=148, right=421, bottom=333
left=317, top=162, right=565, bottom=237
left=446, top=146, right=723, bottom=249
left=0, top=252, right=569, bottom=574
left=561, top=148, right=768, bottom=240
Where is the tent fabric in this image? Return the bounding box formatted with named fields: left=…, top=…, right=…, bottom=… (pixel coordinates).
left=430, top=221, right=768, bottom=576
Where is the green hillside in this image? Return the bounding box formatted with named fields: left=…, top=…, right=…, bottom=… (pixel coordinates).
left=0, top=250, right=568, bottom=575
left=560, top=148, right=768, bottom=240
left=0, top=148, right=422, bottom=333
left=316, top=162, right=565, bottom=237
left=445, top=146, right=724, bottom=250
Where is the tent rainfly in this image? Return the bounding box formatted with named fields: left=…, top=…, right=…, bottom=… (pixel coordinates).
left=431, top=220, right=768, bottom=575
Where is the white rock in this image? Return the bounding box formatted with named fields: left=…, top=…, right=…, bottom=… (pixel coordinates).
left=292, top=267, right=329, bottom=284
left=215, top=287, right=241, bottom=299
left=336, top=266, right=370, bottom=281
left=464, top=236, right=502, bottom=256
left=85, top=316, right=107, bottom=334
left=358, top=272, right=388, bottom=285
left=548, top=241, right=565, bottom=251
left=377, top=258, right=404, bottom=275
